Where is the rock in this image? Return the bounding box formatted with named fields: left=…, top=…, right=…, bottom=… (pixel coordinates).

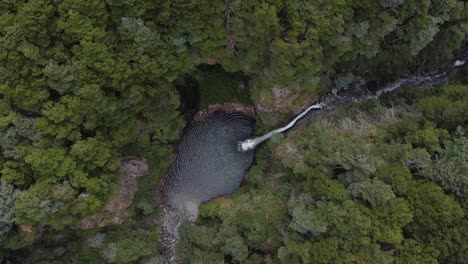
left=105, top=158, right=148, bottom=212
left=19, top=224, right=33, bottom=233
left=80, top=158, right=148, bottom=229
left=193, top=102, right=255, bottom=122
left=205, top=55, right=218, bottom=65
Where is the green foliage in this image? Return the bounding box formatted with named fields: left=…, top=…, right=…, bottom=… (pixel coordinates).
left=417, top=85, right=468, bottom=130
left=0, top=0, right=466, bottom=261
left=375, top=163, right=413, bottom=195
left=0, top=0, right=189, bottom=257
left=408, top=16, right=442, bottom=56
left=335, top=73, right=355, bottom=90
left=182, top=85, right=468, bottom=263
left=405, top=181, right=464, bottom=234
left=103, top=237, right=153, bottom=264
left=427, top=223, right=468, bottom=264
left=371, top=198, right=413, bottom=244
left=24, top=147, right=77, bottom=182
left=288, top=194, right=327, bottom=236
left=302, top=125, right=380, bottom=182
left=398, top=239, right=439, bottom=264
left=348, top=179, right=395, bottom=207
left=423, top=132, right=468, bottom=197
left=0, top=180, right=19, bottom=237
left=177, top=223, right=224, bottom=264
left=380, top=0, right=404, bottom=8
left=70, top=136, right=119, bottom=170
left=300, top=169, right=350, bottom=202
left=12, top=183, right=59, bottom=225
left=222, top=236, right=248, bottom=262
left=0, top=161, right=31, bottom=186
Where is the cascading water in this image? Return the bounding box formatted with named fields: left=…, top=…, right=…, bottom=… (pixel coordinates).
left=238, top=54, right=467, bottom=152
left=157, top=50, right=466, bottom=263
left=238, top=102, right=322, bottom=151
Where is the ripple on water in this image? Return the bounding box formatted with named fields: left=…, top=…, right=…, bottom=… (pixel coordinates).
left=162, top=111, right=255, bottom=216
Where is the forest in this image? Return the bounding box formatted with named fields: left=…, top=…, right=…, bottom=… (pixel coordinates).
left=0, top=0, right=467, bottom=263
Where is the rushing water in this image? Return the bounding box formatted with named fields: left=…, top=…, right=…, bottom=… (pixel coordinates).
left=161, top=111, right=255, bottom=216
left=158, top=50, right=466, bottom=263
left=239, top=102, right=322, bottom=151
left=240, top=52, right=467, bottom=152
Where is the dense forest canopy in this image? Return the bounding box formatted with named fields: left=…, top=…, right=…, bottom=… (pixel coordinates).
left=0, top=0, right=467, bottom=263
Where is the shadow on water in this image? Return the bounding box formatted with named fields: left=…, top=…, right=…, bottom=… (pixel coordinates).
left=160, top=65, right=255, bottom=263
left=175, top=75, right=200, bottom=122
left=159, top=65, right=256, bottom=263
left=175, top=64, right=252, bottom=122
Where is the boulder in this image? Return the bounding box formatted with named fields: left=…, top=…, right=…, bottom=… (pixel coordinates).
left=80, top=158, right=148, bottom=229
left=193, top=102, right=255, bottom=122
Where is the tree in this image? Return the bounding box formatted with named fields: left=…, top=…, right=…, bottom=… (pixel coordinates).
left=398, top=240, right=439, bottom=264
left=288, top=194, right=372, bottom=239
left=103, top=237, right=153, bottom=264
left=348, top=179, right=395, bottom=208
left=13, top=117, right=42, bottom=142
left=12, top=183, right=59, bottom=225
left=371, top=198, right=413, bottom=244
left=374, top=163, right=413, bottom=195
left=177, top=223, right=224, bottom=264
left=302, top=125, right=380, bottom=182
left=222, top=236, right=248, bottom=262
left=70, top=136, right=119, bottom=171
left=417, top=85, right=468, bottom=130
left=407, top=16, right=442, bottom=56
left=403, top=122, right=449, bottom=153
left=0, top=161, right=30, bottom=186
left=380, top=0, right=404, bottom=8
left=0, top=180, right=20, bottom=237
left=423, top=133, right=468, bottom=197
left=283, top=237, right=340, bottom=264
left=405, top=181, right=464, bottom=234
left=0, top=127, right=18, bottom=150
left=24, top=147, right=77, bottom=183
left=288, top=194, right=329, bottom=236
left=427, top=223, right=468, bottom=264
left=301, top=170, right=350, bottom=202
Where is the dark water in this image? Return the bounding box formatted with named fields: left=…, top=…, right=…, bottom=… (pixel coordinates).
left=161, top=111, right=255, bottom=216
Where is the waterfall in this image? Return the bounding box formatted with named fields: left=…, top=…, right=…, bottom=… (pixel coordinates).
left=238, top=102, right=322, bottom=151
left=238, top=52, right=467, bottom=152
